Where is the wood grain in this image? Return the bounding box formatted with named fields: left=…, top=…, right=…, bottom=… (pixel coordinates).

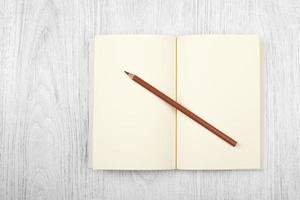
left=1, top=0, right=300, bottom=199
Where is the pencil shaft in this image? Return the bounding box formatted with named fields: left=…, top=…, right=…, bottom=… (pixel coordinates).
left=130, top=74, right=237, bottom=147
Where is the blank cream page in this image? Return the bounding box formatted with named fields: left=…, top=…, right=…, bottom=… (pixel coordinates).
left=91, top=35, right=176, bottom=170
left=176, top=35, right=261, bottom=169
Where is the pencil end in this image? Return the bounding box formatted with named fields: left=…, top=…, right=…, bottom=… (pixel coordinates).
left=124, top=71, right=129, bottom=75
left=232, top=141, right=238, bottom=147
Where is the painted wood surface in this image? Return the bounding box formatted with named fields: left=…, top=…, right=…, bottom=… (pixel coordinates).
left=1, top=0, right=300, bottom=199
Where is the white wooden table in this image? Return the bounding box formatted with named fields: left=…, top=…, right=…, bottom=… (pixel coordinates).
left=1, top=0, right=300, bottom=199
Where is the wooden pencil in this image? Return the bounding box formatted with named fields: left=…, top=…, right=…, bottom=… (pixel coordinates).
left=125, top=71, right=237, bottom=147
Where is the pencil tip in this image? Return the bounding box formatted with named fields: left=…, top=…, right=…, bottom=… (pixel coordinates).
left=124, top=71, right=129, bottom=75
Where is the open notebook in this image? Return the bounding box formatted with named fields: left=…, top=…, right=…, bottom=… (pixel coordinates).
left=89, top=35, right=262, bottom=170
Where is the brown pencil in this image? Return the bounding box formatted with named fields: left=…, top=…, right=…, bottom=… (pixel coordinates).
left=125, top=71, right=237, bottom=147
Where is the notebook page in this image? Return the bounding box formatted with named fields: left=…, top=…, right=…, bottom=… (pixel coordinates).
left=90, top=35, right=176, bottom=170
left=176, top=35, right=261, bottom=169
